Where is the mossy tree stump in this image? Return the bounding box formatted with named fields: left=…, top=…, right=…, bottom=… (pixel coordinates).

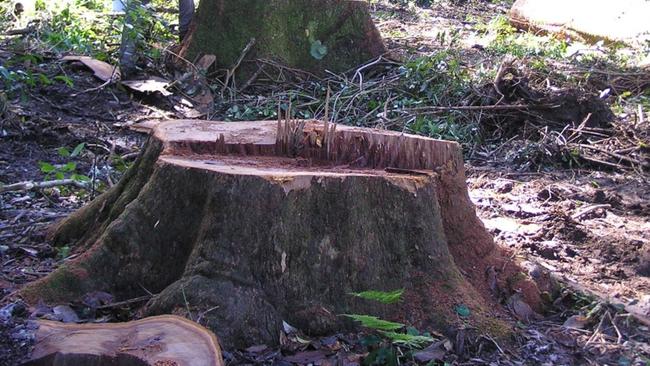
left=178, top=0, right=386, bottom=79
left=22, top=118, right=527, bottom=348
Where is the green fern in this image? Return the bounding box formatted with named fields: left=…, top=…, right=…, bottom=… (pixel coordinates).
left=343, top=314, right=404, bottom=331
left=379, top=331, right=434, bottom=348
left=349, top=289, right=404, bottom=304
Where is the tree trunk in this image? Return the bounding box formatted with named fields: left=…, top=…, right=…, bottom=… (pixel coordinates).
left=178, top=0, right=386, bottom=80
left=21, top=119, right=536, bottom=348
left=118, top=0, right=145, bottom=79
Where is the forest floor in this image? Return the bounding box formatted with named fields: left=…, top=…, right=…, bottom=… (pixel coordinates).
left=1, top=0, right=649, bottom=365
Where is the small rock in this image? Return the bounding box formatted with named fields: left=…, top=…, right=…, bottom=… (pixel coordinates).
left=0, top=302, right=26, bottom=322
left=52, top=305, right=79, bottom=323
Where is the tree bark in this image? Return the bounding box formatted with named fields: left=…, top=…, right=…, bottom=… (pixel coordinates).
left=21, top=119, right=535, bottom=348
left=118, top=0, right=145, bottom=79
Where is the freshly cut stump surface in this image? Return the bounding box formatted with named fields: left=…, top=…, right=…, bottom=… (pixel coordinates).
left=22, top=119, right=524, bottom=347
left=25, top=315, right=223, bottom=366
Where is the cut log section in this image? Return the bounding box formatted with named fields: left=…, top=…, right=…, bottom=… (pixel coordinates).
left=509, top=0, right=650, bottom=45
left=24, top=315, right=223, bottom=366
left=21, top=119, right=537, bottom=348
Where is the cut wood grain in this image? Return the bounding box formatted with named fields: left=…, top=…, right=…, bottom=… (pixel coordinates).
left=25, top=315, right=223, bottom=366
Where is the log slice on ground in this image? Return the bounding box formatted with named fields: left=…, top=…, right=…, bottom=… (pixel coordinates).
left=21, top=119, right=534, bottom=348
left=24, top=315, right=223, bottom=366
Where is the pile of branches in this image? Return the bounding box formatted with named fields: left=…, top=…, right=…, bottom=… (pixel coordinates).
left=190, top=52, right=648, bottom=174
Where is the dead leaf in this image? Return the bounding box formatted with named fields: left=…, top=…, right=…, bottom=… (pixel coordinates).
left=196, top=54, right=216, bottom=71
left=61, top=55, right=120, bottom=82
left=130, top=120, right=162, bottom=134
left=190, top=89, right=214, bottom=115
left=245, top=344, right=268, bottom=353
left=283, top=350, right=328, bottom=364
left=413, top=341, right=446, bottom=363
left=121, top=77, right=172, bottom=96
left=82, top=291, right=114, bottom=309
left=562, top=315, right=589, bottom=329
left=283, top=321, right=298, bottom=334
left=550, top=330, right=578, bottom=347
left=482, top=217, right=541, bottom=235
left=507, top=294, right=538, bottom=323
left=320, top=336, right=341, bottom=351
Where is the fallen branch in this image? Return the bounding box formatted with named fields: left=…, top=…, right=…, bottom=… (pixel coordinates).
left=1, top=179, right=89, bottom=193
left=548, top=270, right=650, bottom=328
left=577, top=143, right=649, bottom=168
left=3, top=27, right=34, bottom=36
left=578, top=154, right=625, bottom=170
left=571, top=204, right=611, bottom=220
left=397, top=103, right=557, bottom=114
left=95, top=295, right=152, bottom=310
left=71, top=64, right=119, bottom=97
left=223, top=37, right=256, bottom=93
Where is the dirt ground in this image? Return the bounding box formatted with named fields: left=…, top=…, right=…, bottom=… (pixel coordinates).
left=1, top=1, right=649, bottom=365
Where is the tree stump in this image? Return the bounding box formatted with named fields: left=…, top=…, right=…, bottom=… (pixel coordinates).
left=25, top=315, right=223, bottom=366
left=22, top=118, right=530, bottom=348
left=178, top=0, right=386, bottom=78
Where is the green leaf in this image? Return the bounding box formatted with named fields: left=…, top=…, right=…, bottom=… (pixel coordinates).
left=310, top=40, right=328, bottom=60
left=343, top=314, right=404, bottom=331
left=406, top=326, right=419, bottom=336
left=360, top=334, right=382, bottom=347
left=38, top=162, right=56, bottom=173
left=60, top=162, right=76, bottom=172
left=454, top=304, right=470, bottom=318
left=71, top=142, right=85, bottom=157
left=38, top=73, right=52, bottom=86
left=364, top=347, right=397, bottom=366
left=71, top=174, right=90, bottom=182
left=57, top=245, right=71, bottom=259
left=54, top=75, right=74, bottom=88
left=379, top=331, right=434, bottom=348
left=57, top=147, right=71, bottom=157
left=350, top=289, right=404, bottom=304
left=55, top=172, right=65, bottom=180
left=0, top=66, right=13, bottom=80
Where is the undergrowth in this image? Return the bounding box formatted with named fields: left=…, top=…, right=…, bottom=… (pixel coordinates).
left=218, top=49, right=484, bottom=148
left=0, top=0, right=175, bottom=98
left=343, top=289, right=436, bottom=365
